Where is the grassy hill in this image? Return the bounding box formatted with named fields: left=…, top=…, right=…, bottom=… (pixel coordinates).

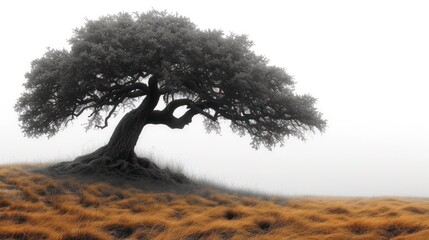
left=0, top=164, right=429, bottom=239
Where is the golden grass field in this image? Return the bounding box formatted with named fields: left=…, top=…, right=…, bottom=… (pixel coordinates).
left=1, top=165, right=429, bottom=240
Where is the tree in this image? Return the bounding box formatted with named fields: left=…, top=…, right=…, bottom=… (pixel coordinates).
left=16, top=11, right=326, bottom=180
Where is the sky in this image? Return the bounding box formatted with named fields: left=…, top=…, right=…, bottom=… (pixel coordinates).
left=0, top=0, right=428, bottom=197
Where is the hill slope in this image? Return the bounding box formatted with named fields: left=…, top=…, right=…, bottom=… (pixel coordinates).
left=0, top=165, right=429, bottom=239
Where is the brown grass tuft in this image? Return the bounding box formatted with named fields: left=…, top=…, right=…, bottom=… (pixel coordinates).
left=326, top=206, right=350, bottom=215
left=61, top=231, right=106, bottom=240
left=0, top=231, right=49, bottom=240
left=224, top=209, right=243, bottom=220
left=402, top=206, right=427, bottom=214
left=104, top=224, right=134, bottom=239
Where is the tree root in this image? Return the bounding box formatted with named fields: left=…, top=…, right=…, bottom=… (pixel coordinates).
left=48, top=151, right=189, bottom=184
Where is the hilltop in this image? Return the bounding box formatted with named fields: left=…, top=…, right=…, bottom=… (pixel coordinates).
left=0, top=164, right=429, bottom=239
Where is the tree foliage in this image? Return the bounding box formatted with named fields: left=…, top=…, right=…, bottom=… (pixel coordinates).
left=16, top=10, right=326, bottom=149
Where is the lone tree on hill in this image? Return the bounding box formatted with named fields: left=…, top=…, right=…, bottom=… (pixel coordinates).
left=16, top=11, right=326, bottom=181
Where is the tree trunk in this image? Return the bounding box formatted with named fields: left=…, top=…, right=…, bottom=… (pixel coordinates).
left=101, top=92, right=159, bottom=161
left=47, top=76, right=189, bottom=183
left=95, top=75, right=161, bottom=161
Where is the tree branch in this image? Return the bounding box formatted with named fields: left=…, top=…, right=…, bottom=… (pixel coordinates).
left=95, top=99, right=122, bottom=129
left=148, top=108, right=200, bottom=129
left=147, top=98, right=218, bottom=128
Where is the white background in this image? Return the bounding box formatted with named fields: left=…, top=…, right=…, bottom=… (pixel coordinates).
left=0, top=0, right=428, bottom=197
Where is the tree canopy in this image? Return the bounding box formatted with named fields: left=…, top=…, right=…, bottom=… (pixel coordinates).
left=16, top=10, right=326, bottom=150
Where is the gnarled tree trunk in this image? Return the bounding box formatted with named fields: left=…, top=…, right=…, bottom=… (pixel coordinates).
left=101, top=85, right=159, bottom=161
left=49, top=76, right=188, bottom=183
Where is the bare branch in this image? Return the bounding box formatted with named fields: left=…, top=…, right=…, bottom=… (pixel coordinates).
left=95, top=101, right=120, bottom=129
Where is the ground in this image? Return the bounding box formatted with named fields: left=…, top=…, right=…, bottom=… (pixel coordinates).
left=0, top=165, right=429, bottom=240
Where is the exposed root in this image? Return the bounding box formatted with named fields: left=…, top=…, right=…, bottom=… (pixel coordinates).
left=48, top=150, right=189, bottom=184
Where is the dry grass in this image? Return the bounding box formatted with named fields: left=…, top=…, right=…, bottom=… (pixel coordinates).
left=1, top=165, right=429, bottom=239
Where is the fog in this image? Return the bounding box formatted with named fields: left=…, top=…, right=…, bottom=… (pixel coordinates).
left=1, top=0, right=428, bottom=197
